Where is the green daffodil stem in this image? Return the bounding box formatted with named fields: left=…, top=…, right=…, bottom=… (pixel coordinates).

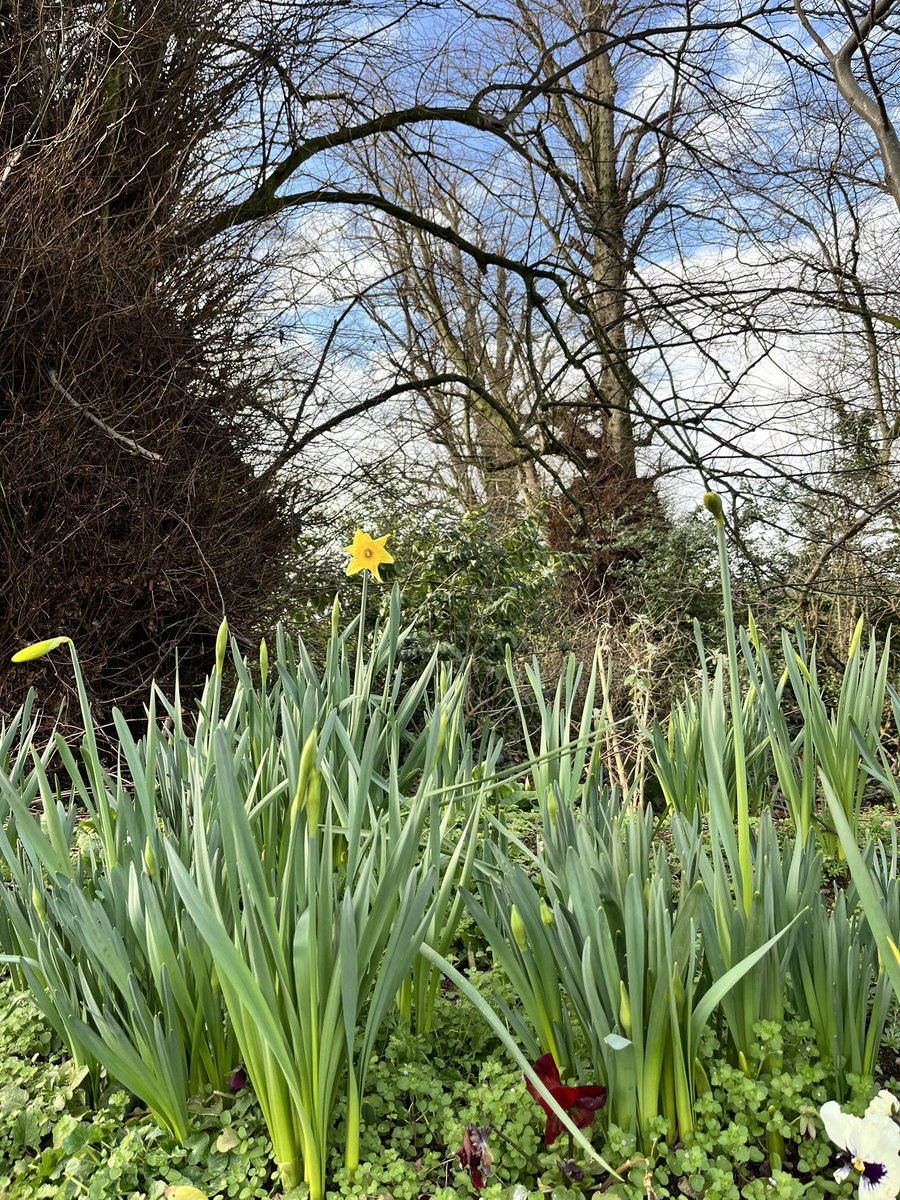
left=396, top=975, right=412, bottom=1024
left=277, top=1153, right=305, bottom=1193
left=709, top=495, right=752, bottom=914
left=345, top=1070, right=361, bottom=1175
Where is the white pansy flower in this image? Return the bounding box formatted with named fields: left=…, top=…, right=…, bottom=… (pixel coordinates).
left=820, top=1102, right=900, bottom=1199
left=868, top=1092, right=900, bottom=1120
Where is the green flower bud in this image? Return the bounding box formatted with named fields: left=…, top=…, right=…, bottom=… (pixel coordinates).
left=215, top=617, right=229, bottom=675
left=510, top=904, right=527, bottom=950
left=143, top=837, right=156, bottom=877
left=703, top=491, right=724, bottom=524
left=540, top=900, right=553, bottom=926
left=619, top=980, right=632, bottom=1038
left=434, top=707, right=447, bottom=761
left=293, top=728, right=321, bottom=833
left=331, top=595, right=340, bottom=639
left=546, top=789, right=558, bottom=824
left=31, top=884, right=45, bottom=923
left=259, top=638, right=268, bottom=680
left=305, top=770, right=321, bottom=833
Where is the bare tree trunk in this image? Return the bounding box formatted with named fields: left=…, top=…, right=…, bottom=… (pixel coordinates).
left=582, top=2, right=636, bottom=477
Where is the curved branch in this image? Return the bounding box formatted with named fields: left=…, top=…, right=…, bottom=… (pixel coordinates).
left=187, top=104, right=509, bottom=245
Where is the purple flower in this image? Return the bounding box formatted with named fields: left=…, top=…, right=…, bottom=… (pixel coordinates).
left=227, top=1064, right=247, bottom=1092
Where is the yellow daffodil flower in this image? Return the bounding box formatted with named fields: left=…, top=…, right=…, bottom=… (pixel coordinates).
left=342, top=530, right=394, bottom=583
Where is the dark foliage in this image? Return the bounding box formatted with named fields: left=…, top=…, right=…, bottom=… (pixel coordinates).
left=0, top=0, right=294, bottom=726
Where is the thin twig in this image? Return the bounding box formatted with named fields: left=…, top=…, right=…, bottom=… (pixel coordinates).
left=47, top=369, right=164, bottom=463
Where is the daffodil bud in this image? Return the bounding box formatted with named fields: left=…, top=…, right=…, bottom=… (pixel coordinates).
left=540, top=900, right=553, bottom=926
left=259, top=638, right=268, bottom=680
left=619, top=980, right=632, bottom=1038
left=703, top=491, right=724, bottom=524
left=293, top=728, right=321, bottom=832
left=143, top=837, right=156, bottom=877
left=435, top=708, right=447, bottom=760
left=738, top=1050, right=750, bottom=1076
left=546, top=789, right=558, bottom=824
left=11, top=636, right=73, bottom=664
left=215, top=617, right=229, bottom=675
left=510, top=905, right=527, bottom=950
left=848, top=615, right=864, bottom=660
left=31, top=884, right=45, bottom=924
left=331, top=595, right=340, bottom=638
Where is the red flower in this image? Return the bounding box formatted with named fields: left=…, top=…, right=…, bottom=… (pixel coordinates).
left=457, top=1125, right=492, bottom=1190
left=524, top=1053, right=607, bottom=1146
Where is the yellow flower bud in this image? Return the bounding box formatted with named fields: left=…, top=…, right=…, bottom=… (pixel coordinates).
left=143, top=837, right=156, bottom=877
left=848, top=615, right=864, bottom=660
left=510, top=904, right=527, bottom=950
left=215, top=617, right=229, bottom=675
left=11, top=636, right=72, bottom=663
left=703, top=491, right=724, bottom=524
left=540, top=900, right=553, bottom=926
left=259, top=638, right=268, bottom=680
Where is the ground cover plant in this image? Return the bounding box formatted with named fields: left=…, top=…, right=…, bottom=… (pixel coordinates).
left=1, top=507, right=900, bottom=1199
